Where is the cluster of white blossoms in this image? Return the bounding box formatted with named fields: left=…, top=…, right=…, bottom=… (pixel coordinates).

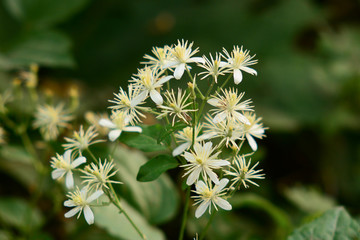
left=103, top=39, right=267, bottom=218
left=46, top=39, right=266, bottom=230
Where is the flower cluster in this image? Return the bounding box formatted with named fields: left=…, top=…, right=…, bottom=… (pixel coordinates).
left=101, top=39, right=267, bottom=218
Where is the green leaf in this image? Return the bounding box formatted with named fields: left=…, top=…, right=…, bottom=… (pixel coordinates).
left=119, top=132, right=168, bottom=152
left=284, top=186, right=336, bottom=213
left=0, top=145, right=39, bottom=188
left=0, top=197, right=44, bottom=232
left=0, top=30, right=74, bottom=70
left=112, top=146, right=179, bottom=224
left=288, top=207, right=360, bottom=240
left=3, top=0, right=90, bottom=28
left=93, top=196, right=165, bottom=240
left=157, top=122, right=186, bottom=144
left=137, top=154, right=179, bottom=182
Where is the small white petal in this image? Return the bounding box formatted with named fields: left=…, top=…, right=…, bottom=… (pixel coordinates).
left=99, top=119, right=116, bottom=129
left=246, top=134, right=258, bottom=151
left=195, top=201, right=211, bottom=218
left=65, top=171, right=74, bottom=189
left=64, top=150, right=72, bottom=164
left=174, top=63, right=186, bottom=80
left=156, top=75, right=173, bottom=86
left=150, top=90, right=163, bottom=105
left=71, top=156, right=86, bottom=168
left=64, top=200, right=76, bottom=207
left=198, top=132, right=216, bottom=141
left=233, top=112, right=251, bottom=125
left=162, top=60, right=179, bottom=69
left=51, top=169, right=66, bottom=179
left=189, top=57, right=205, bottom=64
left=183, top=151, right=196, bottom=163
left=83, top=205, right=94, bottom=225
left=216, top=178, right=229, bottom=192
left=213, top=112, right=226, bottom=123
left=186, top=167, right=201, bottom=185
left=219, top=61, right=228, bottom=68
left=172, top=142, right=191, bottom=156
left=64, top=206, right=81, bottom=218
left=216, top=198, right=232, bottom=211
left=240, top=66, right=257, bottom=76
left=207, top=98, right=219, bottom=107
left=87, top=190, right=104, bottom=203
left=234, top=69, right=243, bottom=84
left=209, top=160, right=230, bottom=167
left=205, top=168, right=219, bottom=184
left=109, top=130, right=122, bottom=142
left=195, top=180, right=207, bottom=192
left=131, top=91, right=147, bottom=107
left=123, top=126, right=142, bottom=133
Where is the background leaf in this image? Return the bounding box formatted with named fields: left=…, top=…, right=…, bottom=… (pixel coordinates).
left=93, top=196, right=165, bottom=240
left=0, top=197, right=44, bottom=232
left=288, top=207, right=360, bottom=240
left=119, top=132, right=168, bottom=152
left=112, top=146, right=179, bottom=224
left=137, top=154, right=179, bottom=182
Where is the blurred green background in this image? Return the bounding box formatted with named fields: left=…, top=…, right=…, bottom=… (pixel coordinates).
left=1, top=0, right=360, bottom=239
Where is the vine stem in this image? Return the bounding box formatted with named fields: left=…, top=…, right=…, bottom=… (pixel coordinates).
left=178, top=187, right=191, bottom=240
left=199, top=211, right=217, bottom=240
left=86, top=148, right=147, bottom=240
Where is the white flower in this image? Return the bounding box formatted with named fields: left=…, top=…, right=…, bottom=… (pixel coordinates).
left=207, top=88, right=253, bottom=124
left=203, top=115, right=244, bottom=149
left=64, top=187, right=103, bottom=225
left=33, top=103, right=73, bottom=141
left=222, top=46, right=258, bottom=84
left=130, top=67, right=173, bottom=105
left=50, top=150, right=86, bottom=189
left=164, top=39, right=205, bottom=79
left=192, top=178, right=232, bottom=218
left=225, top=155, right=264, bottom=189
left=198, top=53, right=228, bottom=83
left=99, top=111, right=142, bottom=142
left=172, top=125, right=206, bottom=157
left=108, top=84, right=148, bottom=124
left=242, top=112, right=267, bottom=151
left=181, top=142, right=230, bottom=185
left=81, top=159, right=122, bottom=191
left=63, top=125, right=105, bottom=156
left=157, top=88, right=196, bottom=125
left=141, top=46, right=173, bottom=69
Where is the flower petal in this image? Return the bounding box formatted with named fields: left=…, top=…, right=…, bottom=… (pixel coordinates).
left=246, top=133, right=258, bottom=151
left=216, top=197, right=232, bottom=211
left=109, top=130, right=122, bottom=142
left=150, top=90, right=163, bottom=105
left=64, top=200, right=76, bottom=207
left=207, top=98, right=219, bottom=107
left=71, top=156, right=86, bottom=168
left=162, top=60, right=178, bottom=69
left=156, top=75, right=173, bottom=86
left=189, top=57, right=205, bottom=64
left=195, top=201, right=211, bottom=218
left=65, top=171, right=74, bottom=189
left=87, top=190, right=104, bottom=203
left=99, top=119, right=116, bottom=129
left=216, top=178, right=229, bottom=192
left=64, top=150, right=72, bottom=164
left=172, top=142, right=191, bottom=156
left=174, top=63, right=186, bottom=80
left=123, top=126, right=142, bottom=133
left=234, top=69, right=243, bottom=84
left=83, top=205, right=95, bottom=225
left=131, top=91, right=147, bottom=107
left=240, top=66, right=257, bottom=76
left=213, top=112, right=226, bottom=123
left=64, top=206, right=81, bottom=218
left=205, top=168, right=219, bottom=185
left=51, top=169, right=66, bottom=179
left=186, top=167, right=201, bottom=185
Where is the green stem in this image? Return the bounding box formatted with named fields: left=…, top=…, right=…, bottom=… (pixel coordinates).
left=218, top=74, right=232, bottom=91
left=87, top=148, right=146, bottom=240
left=178, top=187, right=191, bottom=240
left=199, top=211, right=217, bottom=240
